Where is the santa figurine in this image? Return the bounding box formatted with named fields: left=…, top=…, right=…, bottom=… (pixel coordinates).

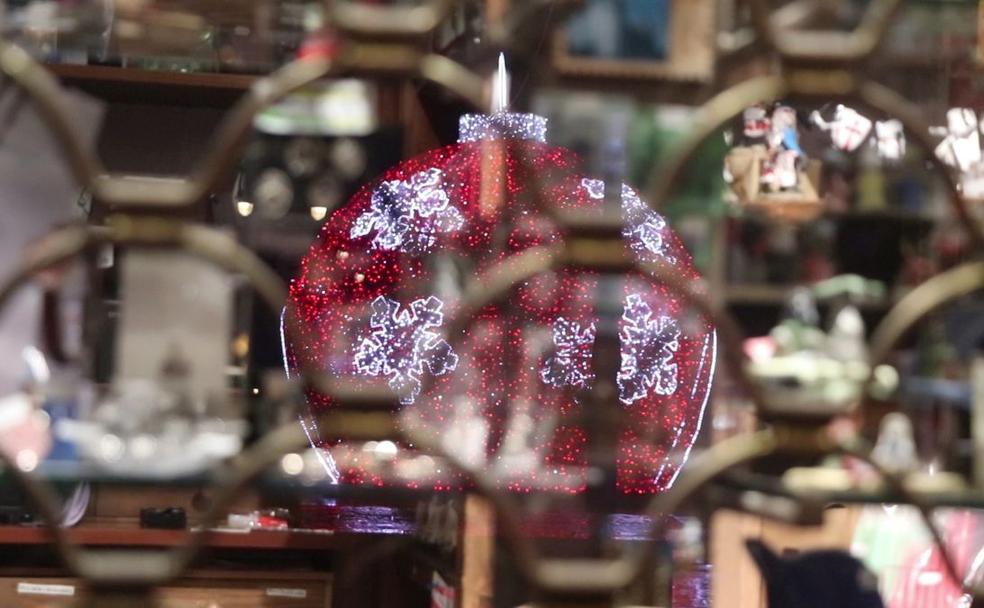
left=741, top=104, right=771, bottom=146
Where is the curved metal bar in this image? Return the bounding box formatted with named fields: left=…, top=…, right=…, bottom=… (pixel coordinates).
left=405, top=226, right=978, bottom=595
left=445, top=244, right=563, bottom=338
left=333, top=0, right=456, bottom=39
left=433, top=244, right=763, bottom=411
left=592, top=429, right=782, bottom=594
left=154, top=56, right=334, bottom=209
left=626, top=428, right=965, bottom=595
left=485, top=0, right=584, bottom=57
left=0, top=219, right=290, bottom=584
left=838, top=439, right=965, bottom=595
left=398, top=421, right=545, bottom=587
left=854, top=0, right=906, bottom=59
left=859, top=81, right=984, bottom=248
left=868, top=262, right=984, bottom=372
left=166, top=423, right=309, bottom=579
left=746, top=0, right=781, bottom=54
left=640, top=261, right=769, bottom=412
left=417, top=54, right=488, bottom=109
left=642, top=75, right=786, bottom=218
left=0, top=43, right=105, bottom=187
left=394, top=223, right=770, bottom=594
left=0, top=2, right=488, bottom=212
left=860, top=262, right=984, bottom=507
left=0, top=226, right=93, bottom=576
left=178, top=223, right=288, bottom=311
left=745, top=0, right=904, bottom=62
left=641, top=57, right=984, bottom=249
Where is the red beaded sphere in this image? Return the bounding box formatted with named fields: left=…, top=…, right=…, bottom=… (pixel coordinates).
left=283, top=112, right=716, bottom=494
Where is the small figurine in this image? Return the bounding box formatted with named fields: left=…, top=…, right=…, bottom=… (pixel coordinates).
left=873, top=119, right=906, bottom=162
left=811, top=104, right=874, bottom=152
left=962, top=165, right=984, bottom=200
left=762, top=105, right=802, bottom=192
left=741, top=104, right=771, bottom=146
left=724, top=103, right=820, bottom=216
left=870, top=413, right=918, bottom=476
left=933, top=107, right=981, bottom=172
left=928, top=108, right=984, bottom=200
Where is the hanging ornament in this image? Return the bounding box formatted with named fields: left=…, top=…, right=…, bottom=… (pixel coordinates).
left=932, top=108, right=984, bottom=202
left=811, top=104, right=907, bottom=162
left=812, top=105, right=874, bottom=153
left=283, top=56, right=716, bottom=494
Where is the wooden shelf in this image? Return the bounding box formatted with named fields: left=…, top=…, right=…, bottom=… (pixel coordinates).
left=724, top=284, right=793, bottom=305
left=46, top=64, right=257, bottom=108
left=725, top=283, right=911, bottom=308
left=0, top=522, right=360, bottom=550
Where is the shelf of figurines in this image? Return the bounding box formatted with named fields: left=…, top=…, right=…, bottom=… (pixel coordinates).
left=709, top=469, right=984, bottom=512
left=722, top=103, right=984, bottom=223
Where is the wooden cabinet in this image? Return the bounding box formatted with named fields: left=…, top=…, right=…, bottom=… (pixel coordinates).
left=711, top=507, right=862, bottom=608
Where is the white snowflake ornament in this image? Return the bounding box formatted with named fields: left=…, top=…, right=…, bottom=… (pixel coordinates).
left=350, top=168, right=464, bottom=254
left=618, top=294, right=680, bottom=405
left=540, top=317, right=597, bottom=390
left=353, top=295, right=459, bottom=405
left=580, top=178, right=676, bottom=264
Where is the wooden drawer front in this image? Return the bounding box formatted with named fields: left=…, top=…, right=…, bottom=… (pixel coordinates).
left=0, top=578, right=78, bottom=607
left=156, top=578, right=328, bottom=608
left=0, top=576, right=330, bottom=608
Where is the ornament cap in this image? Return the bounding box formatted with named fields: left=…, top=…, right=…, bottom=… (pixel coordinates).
left=458, top=53, right=548, bottom=143
left=457, top=112, right=548, bottom=143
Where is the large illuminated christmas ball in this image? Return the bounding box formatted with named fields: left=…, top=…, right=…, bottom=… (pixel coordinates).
left=283, top=111, right=716, bottom=494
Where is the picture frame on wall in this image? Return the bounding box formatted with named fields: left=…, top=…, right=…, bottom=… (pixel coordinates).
left=552, top=0, right=716, bottom=83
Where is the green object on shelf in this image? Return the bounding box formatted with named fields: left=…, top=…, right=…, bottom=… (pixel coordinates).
left=812, top=274, right=886, bottom=303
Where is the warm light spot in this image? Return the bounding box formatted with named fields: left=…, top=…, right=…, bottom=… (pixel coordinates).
left=99, top=434, right=125, bottom=462
left=281, top=453, right=304, bottom=475
left=15, top=449, right=38, bottom=472
left=232, top=333, right=250, bottom=358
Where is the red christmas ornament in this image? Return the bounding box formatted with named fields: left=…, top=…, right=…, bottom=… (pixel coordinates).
left=283, top=110, right=716, bottom=494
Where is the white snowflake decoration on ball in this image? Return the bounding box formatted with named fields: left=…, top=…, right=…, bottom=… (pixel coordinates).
left=353, top=295, right=459, bottom=405
left=581, top=177, right=606, bottom=200
left=540, top=317, right=597, bottom=390
left=351, top=168, right=464, bottom=254
left=618, top=293, right=680, bottom=405
left=580, top=178, right=675, bottom=264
